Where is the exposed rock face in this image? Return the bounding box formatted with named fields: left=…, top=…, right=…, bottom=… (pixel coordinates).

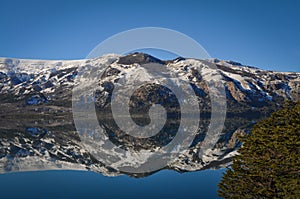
left=0, top=53, right=299, bottom=177
left=225, top=81, right=247, bottom=102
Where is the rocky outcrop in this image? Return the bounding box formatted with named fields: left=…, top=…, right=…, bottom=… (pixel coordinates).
left=0, top=53, right=299, bottom=177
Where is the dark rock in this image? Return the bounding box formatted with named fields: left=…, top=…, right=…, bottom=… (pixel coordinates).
left=117, top=52, right=165, bottom=65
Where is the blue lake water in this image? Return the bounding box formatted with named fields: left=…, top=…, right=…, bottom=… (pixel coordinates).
left=0, top=169, right=224, bottom=199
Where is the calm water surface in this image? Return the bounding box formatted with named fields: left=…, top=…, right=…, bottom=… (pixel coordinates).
left=0, top=169, right=224, bottom=199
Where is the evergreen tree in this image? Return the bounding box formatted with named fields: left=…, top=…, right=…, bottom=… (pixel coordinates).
left=218, top=102, right=300, bottom=198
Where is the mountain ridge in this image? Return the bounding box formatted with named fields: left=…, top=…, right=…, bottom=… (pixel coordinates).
left=0, top=53, right=299, bottom=177
left=2, top=52, right=298, bottom=72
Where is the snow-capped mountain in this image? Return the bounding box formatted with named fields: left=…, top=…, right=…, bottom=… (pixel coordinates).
left=1, top=53, right=298, bottom=106
left=0, top=53, right=299, bottom=177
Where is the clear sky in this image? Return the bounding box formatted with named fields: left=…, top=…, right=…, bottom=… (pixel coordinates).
left=0, top=0, right=299, bottom=72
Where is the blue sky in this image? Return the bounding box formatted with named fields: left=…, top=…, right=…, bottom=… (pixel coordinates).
left=0, top=0, right=299, bottom=72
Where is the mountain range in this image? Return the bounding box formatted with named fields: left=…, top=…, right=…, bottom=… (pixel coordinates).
left=0, top=53, right=299, bottom=177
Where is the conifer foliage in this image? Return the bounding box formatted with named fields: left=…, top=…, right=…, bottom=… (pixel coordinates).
left=218, top=102, right=300, bottom=198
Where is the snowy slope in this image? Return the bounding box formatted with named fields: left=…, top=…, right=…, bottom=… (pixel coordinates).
left=0, top=53, right=299, bottom=177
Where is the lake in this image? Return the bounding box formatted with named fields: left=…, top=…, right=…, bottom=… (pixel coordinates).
left=0, top=117, right=232, bottom=199
left=0, top=169, right=224, bottom=199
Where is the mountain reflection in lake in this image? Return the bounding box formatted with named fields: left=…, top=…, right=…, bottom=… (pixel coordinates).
left=0, top=115, right=245, bottom=177
left=0, top=114, right=255, bottom=199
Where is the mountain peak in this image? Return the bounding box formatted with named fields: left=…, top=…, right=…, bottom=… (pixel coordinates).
left=0, top=54, right=299, bottom=177
left=117, top=52, right=165, bottom=65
